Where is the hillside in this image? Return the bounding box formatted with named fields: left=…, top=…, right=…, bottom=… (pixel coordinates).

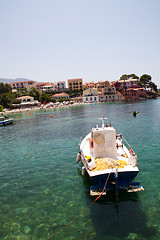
left=0, top=78, right=34, bottom=84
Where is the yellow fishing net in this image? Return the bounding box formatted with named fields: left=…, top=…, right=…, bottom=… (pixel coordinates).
left=91, top=157, right=127, bottom=171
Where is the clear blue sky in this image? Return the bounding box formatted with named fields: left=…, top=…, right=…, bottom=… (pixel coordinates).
left=0, top=0, right=160, bottom=87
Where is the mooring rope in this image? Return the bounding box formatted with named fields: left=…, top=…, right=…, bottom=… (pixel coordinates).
left=47, top=172, right=111, bottom=239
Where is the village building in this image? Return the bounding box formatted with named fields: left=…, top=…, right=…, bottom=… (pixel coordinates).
left=100, top=85, right=120, bottom=102
left=83, top=82, right=95, bottom=89
left=57, top=81, right=66, bottom=90
left=14, top=96, right=40, bottom=108
left=52, top=92, right=69, bottom=101
left=71, top=96, right=83, bottom=103
left=35, top=82, right=49, bottom=90
left=117, top=79, right=138, bottom=90
left=83, top=88, right=99, bottom=103
left=9, top=80, right=35, bottom=91
left=68, top=78, right=83, bottom=91
left=95, top=80, right=110, bottom=90
left=42, top=83, right=55, bottom=92
left=121, top=88, right=146, bottom=100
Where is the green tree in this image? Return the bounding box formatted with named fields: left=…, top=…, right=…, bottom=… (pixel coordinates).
left=0, top=83, right=12, bottom=94
left=39, top=92, right=51, bottom=103
left=120, top=74, right=129, bottom=80
left=0, top=93, right=14, bottom=108
left=149, top=82, right=158, bottom=92
left=120, top=74, right=139, bottom=80
left=51, top=98, right=56, bottom=103
left=15, top=88, right=27, bottom=97
left=58, top=98, right=64, bottom=102
left=129, top=74, right=139, bottom=79
left=139, top=74, right=152, bottom=88
left=28, top=87, right=40, bottom=100
left=0, top=105, right=3, bottom=112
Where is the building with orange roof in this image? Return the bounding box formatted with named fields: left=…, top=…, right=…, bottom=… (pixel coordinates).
left=42, top=83, right=55, bottom=92
left=9, top=80, right=35, bottom=91
left=99, top=84, right=121, bottom=102
left=57, top=81, right=66, bottom=90
left=68, top=78, right=83, bottom=91
left=35, top=82, right=49, bottom=90
left=84, top=82, right=95, bottom=89
left=121, top=88, right=146, bottom=100
left=52, top=92, right=69, bottom=101
left=83, top=88, right=99, bottom=103
left=95, top=80, right=110, bottom=90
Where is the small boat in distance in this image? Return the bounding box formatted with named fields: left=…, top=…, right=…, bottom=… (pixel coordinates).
left=77, top=117, right=144, bottom=196
left=0, top=116, right=14, bottom=126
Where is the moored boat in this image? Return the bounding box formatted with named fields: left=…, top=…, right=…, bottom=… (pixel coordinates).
left=0, top=116, right=14, bottom=126
left=77, top=117, right=144, bottom=196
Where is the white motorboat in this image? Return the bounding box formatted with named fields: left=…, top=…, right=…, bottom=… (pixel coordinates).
left=77, top=117, right=144, bottom=196
left=0, top=116, right=14, bottom=126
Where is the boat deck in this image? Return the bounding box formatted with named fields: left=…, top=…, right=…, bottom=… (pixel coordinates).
left=91, top=157, right=127, bottom=172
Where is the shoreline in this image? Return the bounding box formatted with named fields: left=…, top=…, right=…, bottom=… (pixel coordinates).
left=0, top=102, right=85, bottom=116
left=1, top=97, right=159, bottom=116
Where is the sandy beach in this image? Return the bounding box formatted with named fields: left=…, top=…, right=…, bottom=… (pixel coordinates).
left=0, top=102, right=85, bottom=116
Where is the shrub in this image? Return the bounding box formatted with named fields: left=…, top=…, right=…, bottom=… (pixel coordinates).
left=0, top=105, right=3, bottom=112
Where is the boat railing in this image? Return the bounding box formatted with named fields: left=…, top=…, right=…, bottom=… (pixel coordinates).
left=122, top=136, right=135, bottom=155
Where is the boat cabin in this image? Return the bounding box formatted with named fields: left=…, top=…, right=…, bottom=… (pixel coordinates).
left=91, top=126, right=117, bottom=159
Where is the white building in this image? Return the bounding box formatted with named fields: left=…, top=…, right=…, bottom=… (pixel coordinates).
left=15, top=96, right=40, bottom=107
left=42, top=83, right=55, bottom=92
left=57, top=81, right=66, bottom=90
left=83, top=88, right=99, bottom=103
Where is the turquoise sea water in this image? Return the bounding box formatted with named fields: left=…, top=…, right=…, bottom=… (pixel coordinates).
left=0, top=99, right=160, bottom=240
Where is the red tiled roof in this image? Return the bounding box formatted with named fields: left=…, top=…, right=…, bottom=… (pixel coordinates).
left=52, top=93, right=69, bottom=97
left=9, top=80, right=35, bottom=84
left=68, top=78, right=82, bottom=82
left=35, top=82, right=49, bottom=86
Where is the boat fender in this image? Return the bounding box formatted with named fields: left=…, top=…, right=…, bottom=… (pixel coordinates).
left=86, top=156, right=91, bottom=162
left=76, top=152, right=81, bottom=163
left=91, top=139, right=93, bottom=148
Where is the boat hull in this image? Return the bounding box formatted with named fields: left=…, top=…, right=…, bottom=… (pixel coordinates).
left=0, top=120, right=13, bottom=126
left=89, top=170, right=141, bottom=195
left=91, top=170, right=139, bottom=185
